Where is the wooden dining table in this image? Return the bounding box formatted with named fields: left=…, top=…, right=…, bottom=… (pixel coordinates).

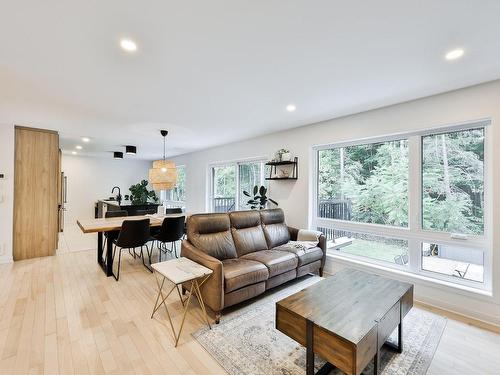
left=77, top=213, right=187, bottom=277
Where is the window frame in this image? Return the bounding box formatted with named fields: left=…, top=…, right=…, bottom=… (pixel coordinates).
left=311, top=119, right=492, bottom=291
left=163, top=164, right=186, bottom=206
left=207, top=156, right=267, bottom=212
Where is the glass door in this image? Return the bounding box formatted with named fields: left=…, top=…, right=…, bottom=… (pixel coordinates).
left=238, top=162, right=266, bottom=210
left=209, top=159, right=267, bottom=212
left=211, top=165, right=236, bottom=212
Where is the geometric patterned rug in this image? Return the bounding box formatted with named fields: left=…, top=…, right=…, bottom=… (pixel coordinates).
left=193, top=275, right=447, bottom=375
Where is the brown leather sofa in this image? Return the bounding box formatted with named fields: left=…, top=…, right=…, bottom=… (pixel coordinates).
left=181, top=208, right=326, bottom=323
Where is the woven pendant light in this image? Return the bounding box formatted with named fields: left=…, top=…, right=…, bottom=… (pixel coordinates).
left=149, top=130, right=177, bottom=190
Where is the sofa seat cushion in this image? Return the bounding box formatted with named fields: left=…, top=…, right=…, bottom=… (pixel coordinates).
left=222, top=259, right=269, bottom=293
left=274, top=242, right=323, bottom=266
left=241, top=250, right=298, bottom=278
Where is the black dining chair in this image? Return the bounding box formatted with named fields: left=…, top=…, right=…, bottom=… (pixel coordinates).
left=102, top=210, right=128, bottom=262
left=165, top=208, right=187, bottom=238
left=112, top=219, right=151, bottom=280
left=151, top=216, right=185, bottom=261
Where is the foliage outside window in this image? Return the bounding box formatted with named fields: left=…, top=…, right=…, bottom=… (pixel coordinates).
left=314, top=122, right=489, bottom=289
left=422, top=128, right=484, bottom=235
left=318, top=140, right=408, bottom=227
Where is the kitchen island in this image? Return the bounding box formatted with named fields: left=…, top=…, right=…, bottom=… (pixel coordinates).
left=96, top=199, right=160, bottom=218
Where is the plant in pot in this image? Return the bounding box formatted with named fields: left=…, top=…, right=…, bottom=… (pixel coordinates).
left=243, top=185, right=278, bottom=210
left=275, top=148, right=291, bottom=162
left=129, top=180, right=159, bottom=205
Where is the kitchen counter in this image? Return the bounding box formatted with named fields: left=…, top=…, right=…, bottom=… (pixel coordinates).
left=96, top=199, right=160, bottom=218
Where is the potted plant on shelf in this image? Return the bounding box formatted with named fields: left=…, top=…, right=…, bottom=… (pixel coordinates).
left=129, top=180, right=159, bottom=205
left=275, top=148, right=291, bottom=162
left=243, top=185, right=278, bottom=210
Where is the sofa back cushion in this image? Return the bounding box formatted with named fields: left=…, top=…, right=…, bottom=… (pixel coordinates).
left=260, top=208, right=290, bottom=248
left=229, top=210, right=268, bottom=257
left=187, top=213, right=237, bottom=260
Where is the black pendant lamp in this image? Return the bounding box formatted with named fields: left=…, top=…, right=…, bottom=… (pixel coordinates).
left=125, top=145, right=137, bottom=155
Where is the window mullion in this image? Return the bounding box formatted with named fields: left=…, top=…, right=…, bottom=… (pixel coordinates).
left=235, top=163, right=240, bottom=211
left=407, top=135, right=421, bottom=272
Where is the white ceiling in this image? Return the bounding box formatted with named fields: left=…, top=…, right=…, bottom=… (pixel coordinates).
left=1, top=0, right=500, bottom=160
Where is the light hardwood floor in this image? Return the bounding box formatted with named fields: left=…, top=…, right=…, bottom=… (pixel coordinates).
left=0, top=247, right=499, bottom=375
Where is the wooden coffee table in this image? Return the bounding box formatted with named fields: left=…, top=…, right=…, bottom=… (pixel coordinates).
left=276, top=268, right=413, bottom=375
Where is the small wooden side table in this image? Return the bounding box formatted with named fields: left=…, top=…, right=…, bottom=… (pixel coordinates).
left=151, top=257, right=213, bottom=347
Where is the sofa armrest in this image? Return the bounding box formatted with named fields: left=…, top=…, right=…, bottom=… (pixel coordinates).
left=287, top=226, right=299, bottom=241
left=288, top=226, right=327, bottom=274
left=181, top=240, right=224, bottom=313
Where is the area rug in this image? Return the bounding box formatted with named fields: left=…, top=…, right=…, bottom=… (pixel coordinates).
left=193, top=276, right=447, bottom=375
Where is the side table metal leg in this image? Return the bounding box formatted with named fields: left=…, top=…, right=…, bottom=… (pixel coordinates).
left=193, top=279, right=212, bottom=329
left=151, top=277, right=166, bottom=318
left=174, top=282, right=194, bottom=347
left=176, top=284, right=185, bottom=307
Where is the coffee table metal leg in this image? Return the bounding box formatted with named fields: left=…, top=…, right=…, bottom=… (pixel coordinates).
left=397, top=320, right=403, bottom=353
left=306, top=319, right=336, bottom=375
left=373, top=349, right=380, bottom=375
left=383, top=321, right=403, bottom=353
left=306, top=319, right=314, bottom=375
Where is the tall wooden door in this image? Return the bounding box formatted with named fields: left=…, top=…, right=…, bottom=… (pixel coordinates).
left=13, top=126, right=60, bottom=260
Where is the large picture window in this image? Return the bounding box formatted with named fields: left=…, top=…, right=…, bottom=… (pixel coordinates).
left=313, top=121, right=490, bottom=290
left=318, top=139, right=408, bottom=227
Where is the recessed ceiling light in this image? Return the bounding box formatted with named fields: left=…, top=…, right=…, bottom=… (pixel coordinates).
left=120, top=38, right=138, bottom=52
left=72, top=151, right=77, bottom=155
left=75, top=145, right=82, bottom=150
left=82, top=137, right=90, bottom=142
left=286, top=104, right=296, bottom=112
left=445, top=48, right=464, bottom=61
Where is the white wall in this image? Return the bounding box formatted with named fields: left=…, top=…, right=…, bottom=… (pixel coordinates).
left=61, top=154, right=151, bottom=225
left=0, top=124, right=14, bottom=263
left=173, top=80, right=500, bottom=326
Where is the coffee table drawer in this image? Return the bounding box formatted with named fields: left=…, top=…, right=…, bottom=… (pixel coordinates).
left=314, top=325, right=355, bottom=374
left=377, top=301, right=401, bottom=347
left=276, top=305, right=307, bottom=346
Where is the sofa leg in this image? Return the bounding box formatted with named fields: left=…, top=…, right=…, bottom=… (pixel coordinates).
left=319, top=268, right=324, bottom=277
left=215, top=312, right=221, bottom=324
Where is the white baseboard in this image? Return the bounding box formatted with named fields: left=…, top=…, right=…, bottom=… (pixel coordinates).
left=0, top=256, right=13, bottom=264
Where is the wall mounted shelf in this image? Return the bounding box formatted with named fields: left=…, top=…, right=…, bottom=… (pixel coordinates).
left=265, top=157, right=298, bottom=180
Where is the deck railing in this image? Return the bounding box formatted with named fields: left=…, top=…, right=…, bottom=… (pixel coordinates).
left=212, top=198, right=353, bottom=241
left=213, top=197, right=236, bottom=212
left=318, top=199, right=352, bottom=240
